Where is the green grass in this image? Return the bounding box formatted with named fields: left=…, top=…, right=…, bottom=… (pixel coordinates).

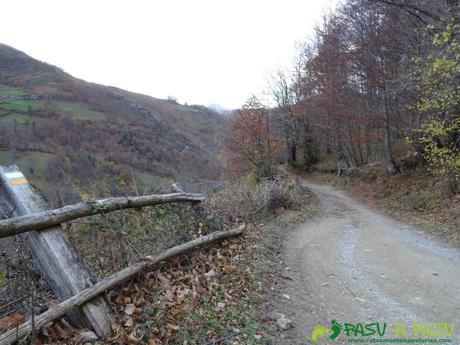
left=0, top=99, right=40, bottom=111
left=0, top=84, right=26, bottom=97
left=54, top=100, right=106, bottom=121
left=132, top=170, right=173, bottom=190
left=0, top=150, right=53, bottom=174
left=0, top=113, right=34, bottom=125
left=0, top=151, right=171, bottom=198
left=0, top=151, right=54, bottom=191
left=0, top=113, right=50, bottom=126
left=175, top=300, right=262, bottom=344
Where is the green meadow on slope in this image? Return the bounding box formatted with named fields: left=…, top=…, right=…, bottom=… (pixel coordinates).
left=0, top=44, right=224, bottom=205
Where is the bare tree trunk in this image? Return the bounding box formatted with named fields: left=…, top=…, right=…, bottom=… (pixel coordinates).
left=289, top=144, right=297, bottom=164
left=266, top=110, right=272, bottom=177
left=383, top=90, right=398, bottom=174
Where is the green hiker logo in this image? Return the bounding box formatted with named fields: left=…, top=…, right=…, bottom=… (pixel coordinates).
left=330, top=320, right=342, bottom=339
left=310, top=320, right=342, bottom=342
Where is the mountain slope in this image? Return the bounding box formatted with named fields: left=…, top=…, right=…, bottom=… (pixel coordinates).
left=0, top=43, right=223, bottom=204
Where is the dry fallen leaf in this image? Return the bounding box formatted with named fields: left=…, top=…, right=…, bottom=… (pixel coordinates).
left=0, top=313, right=26, bottom=331
left=167, top=323, right=180, bottom=331
left=51, top=322, right=69, bottom=339
left=124, top=317, right=134, bottom=328
left=124, top=303, right=136, bottom=315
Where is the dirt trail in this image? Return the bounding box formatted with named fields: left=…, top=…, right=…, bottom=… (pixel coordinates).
left=279, top=180, right=460, bottom=344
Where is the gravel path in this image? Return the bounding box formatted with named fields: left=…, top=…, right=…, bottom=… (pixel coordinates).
left=278, top=180, right=460, bottom=344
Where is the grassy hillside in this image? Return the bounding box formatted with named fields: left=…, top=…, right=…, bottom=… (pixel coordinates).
left=0, top=43, right=224, bottom=205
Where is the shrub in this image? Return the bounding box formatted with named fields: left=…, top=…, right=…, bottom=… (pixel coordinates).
left=416, top=23, right=460, bottom=194
left=419, top=118, right=460, bottom=193
left=206, top=176, right=307, bottom=224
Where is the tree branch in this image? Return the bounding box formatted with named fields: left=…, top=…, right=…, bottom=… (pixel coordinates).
left=375, top=0, right=441, bottom=23
left=0, top=192, right=205, bottom=238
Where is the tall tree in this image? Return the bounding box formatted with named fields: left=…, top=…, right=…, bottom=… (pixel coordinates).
left=269, top=68, right=299, bottom=164
left=227, top=96, right=281, bottom=178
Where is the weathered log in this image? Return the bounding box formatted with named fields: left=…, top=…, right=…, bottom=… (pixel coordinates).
left=0, top=166, right=112, bottom=338
left=170, top=182, right=186, bottom=193
left=0, top=190, right=205, bottom=239
left=0, top=225, right=245, bottom=345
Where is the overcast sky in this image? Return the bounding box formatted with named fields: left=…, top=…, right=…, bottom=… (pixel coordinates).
left=1, top=0, right=340, bottom=109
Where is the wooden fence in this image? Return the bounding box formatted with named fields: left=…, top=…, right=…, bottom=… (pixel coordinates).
left=0, top=166, right=243, bottom=345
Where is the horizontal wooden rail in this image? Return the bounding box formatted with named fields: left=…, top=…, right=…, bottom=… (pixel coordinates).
left=0, top=192, right=205, bottom=239
left=0, top=225, right=245, bottom=345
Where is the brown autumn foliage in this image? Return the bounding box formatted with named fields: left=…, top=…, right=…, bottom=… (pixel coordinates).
left=0, top=43, right=225, bottom=205
left=268, top=0, right=459, bottom=181
left=226, top=96, right=282, bottom=178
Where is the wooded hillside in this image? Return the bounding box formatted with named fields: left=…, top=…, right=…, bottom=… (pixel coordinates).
left=227, top=0, right=460, bottom=194
left=0, top=44, right=224, bottom=205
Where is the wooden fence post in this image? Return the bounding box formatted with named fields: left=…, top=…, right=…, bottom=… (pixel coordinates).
left=0, top=166, right=111, bottom=338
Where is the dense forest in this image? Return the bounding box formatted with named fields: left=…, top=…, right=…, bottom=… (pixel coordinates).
left=227, top=0, right=460, bottom=194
